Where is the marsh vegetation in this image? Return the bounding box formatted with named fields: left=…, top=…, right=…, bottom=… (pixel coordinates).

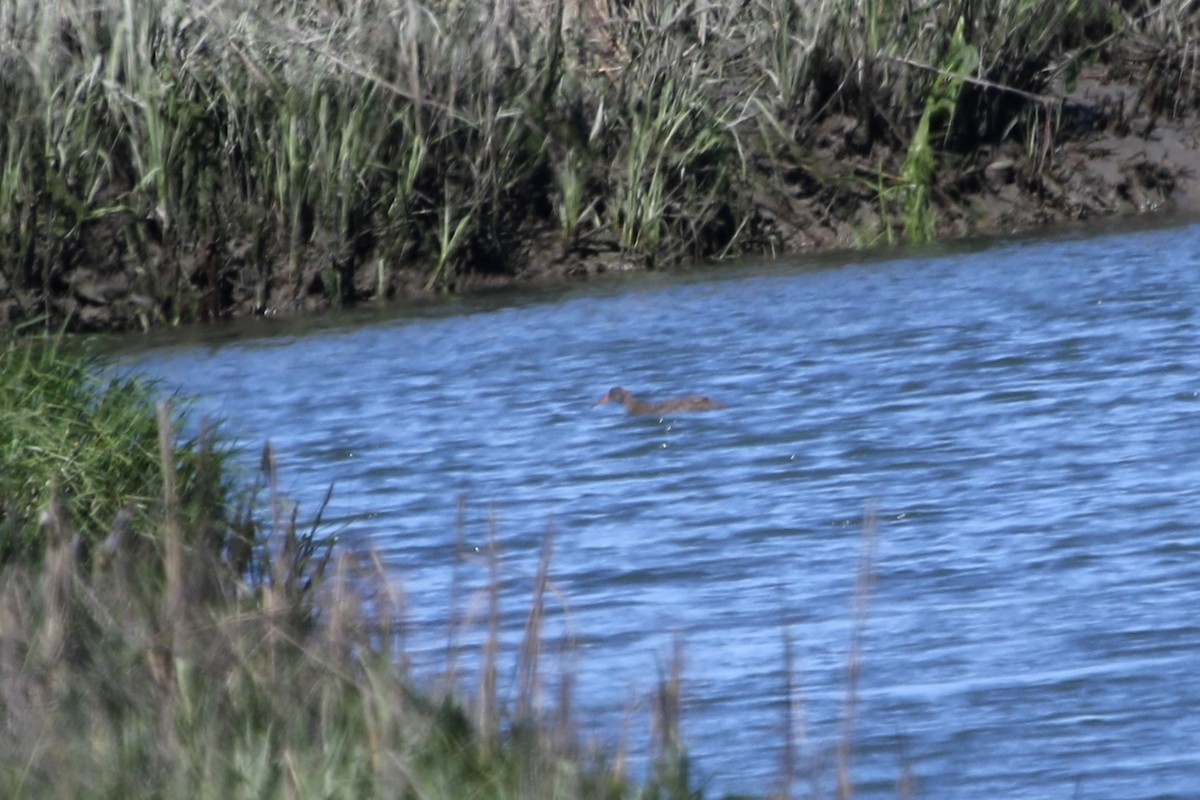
left=0, top=336, right=714, bottom=798
left=1, top=0, right=1194, bottom=331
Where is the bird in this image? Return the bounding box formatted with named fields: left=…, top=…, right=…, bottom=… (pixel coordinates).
left=592, top=386, right=724, bottom=415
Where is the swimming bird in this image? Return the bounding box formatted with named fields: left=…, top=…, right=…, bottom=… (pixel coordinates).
left=592, top=386, right=724, bottom=415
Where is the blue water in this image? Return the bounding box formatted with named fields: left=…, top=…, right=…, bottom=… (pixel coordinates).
left=120, top=219, right=1200, bottom=798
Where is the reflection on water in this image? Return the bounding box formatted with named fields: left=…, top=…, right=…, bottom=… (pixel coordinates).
left=119, top=217, right=1200, bottom=798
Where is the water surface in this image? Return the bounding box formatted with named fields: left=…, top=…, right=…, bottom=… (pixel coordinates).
left=120, top=219, right=1200, bottom=798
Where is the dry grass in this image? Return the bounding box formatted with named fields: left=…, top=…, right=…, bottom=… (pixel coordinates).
left=0, top=400, right=704, bottom=798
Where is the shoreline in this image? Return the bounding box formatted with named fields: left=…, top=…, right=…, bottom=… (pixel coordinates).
left=4, top=3, right=1200, bottom=334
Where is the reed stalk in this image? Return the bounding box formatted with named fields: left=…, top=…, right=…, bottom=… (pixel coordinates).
left=836, top=507, right=879, bottom=800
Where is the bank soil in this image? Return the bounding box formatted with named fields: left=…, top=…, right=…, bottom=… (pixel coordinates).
left=5, top=66, right=1199, bottom=336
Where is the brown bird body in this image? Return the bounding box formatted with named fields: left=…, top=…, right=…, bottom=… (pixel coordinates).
left=592, top=386, right=724, bottom=415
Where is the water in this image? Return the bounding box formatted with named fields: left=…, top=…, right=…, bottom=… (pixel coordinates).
left=117, top=219, right=1200, bottom=798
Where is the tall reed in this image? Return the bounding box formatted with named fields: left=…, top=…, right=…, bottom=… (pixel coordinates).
left=2, top=0, right=1164, bottom=329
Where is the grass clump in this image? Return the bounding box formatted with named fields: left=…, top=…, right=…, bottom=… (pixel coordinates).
left=0, top=332, right=232, bottom=566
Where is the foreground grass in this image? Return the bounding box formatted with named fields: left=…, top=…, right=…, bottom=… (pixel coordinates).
left=0, top=340, right=701, bottom=800
left=1, top=0, right=1190, bottom=330
left=0, top=333, right=235, bottom=564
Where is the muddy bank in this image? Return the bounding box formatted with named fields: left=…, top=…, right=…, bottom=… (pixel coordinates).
left=8, top=75, right=1196, bottom=336
left=3, top=4, right=1199, bottom=337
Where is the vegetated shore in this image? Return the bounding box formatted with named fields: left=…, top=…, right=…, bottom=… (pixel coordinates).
left=3, top=1, right=1200, bottom=334
left=4, top=336, right=710, bottom=799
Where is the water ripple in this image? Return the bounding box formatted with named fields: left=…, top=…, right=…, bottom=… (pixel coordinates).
left=122, top=218, right=1200, bottom=799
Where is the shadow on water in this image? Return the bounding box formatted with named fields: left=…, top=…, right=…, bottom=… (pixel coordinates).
left=95, top=207, right=1199, bottom=359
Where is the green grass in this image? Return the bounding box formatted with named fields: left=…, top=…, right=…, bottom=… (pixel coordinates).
left=3, top=0, right=1185, bottom=329
left=0, top=332, right=235, bottom=565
